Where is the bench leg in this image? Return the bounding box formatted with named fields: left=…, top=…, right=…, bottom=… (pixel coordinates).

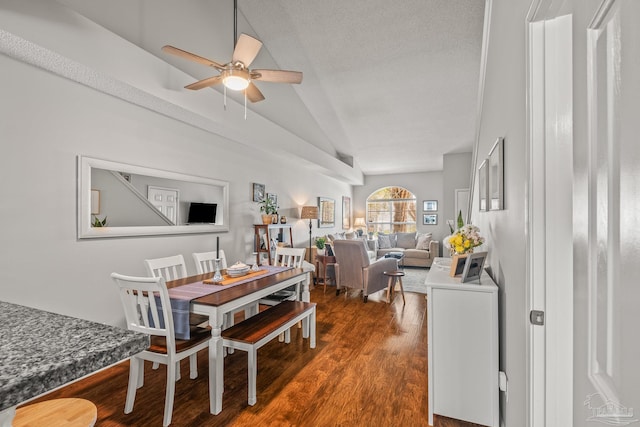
left=310, top=308, right=316, bottom=349
left=284, top=328, right=291, bottom=344
left=248, top=348, right=257, bottom=406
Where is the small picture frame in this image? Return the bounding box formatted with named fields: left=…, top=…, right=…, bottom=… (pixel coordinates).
left=461, top=251, right=488, bottom=283
left=423, top=200, right=438, bottom=212
left=423, top=214, right=438, bottom=225
left=252, top=183, right=265, bottom=202
left=449, top=253, right=469, bottom=276
left=267, top=193, right=277, bottom=206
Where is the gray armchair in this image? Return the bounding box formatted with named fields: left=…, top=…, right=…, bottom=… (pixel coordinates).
left=333, top=239, right=398, bottom=302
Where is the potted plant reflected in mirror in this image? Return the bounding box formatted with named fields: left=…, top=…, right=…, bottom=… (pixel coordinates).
left=258, top=198, right=278, bottom=224
left=315, top=236, right=327, bottom=256
left=92, top=216, right=107, bottom=227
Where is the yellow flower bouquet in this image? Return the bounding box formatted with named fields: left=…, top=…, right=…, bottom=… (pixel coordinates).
left=448, top=224, right=484, bottom=255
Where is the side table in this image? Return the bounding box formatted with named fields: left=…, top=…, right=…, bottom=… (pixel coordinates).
left=383, top=270, right=406, bottom=305
left=315, top=254, right=337, bottom=293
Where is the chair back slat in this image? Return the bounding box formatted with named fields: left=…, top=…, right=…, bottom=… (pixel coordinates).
left=144, top=255, right=188, bottom=281
left=192, top=250, right=228, bottom=274
left=274, top=247, right=305, bottom=268
left=112, top=273, right=174, bottom=345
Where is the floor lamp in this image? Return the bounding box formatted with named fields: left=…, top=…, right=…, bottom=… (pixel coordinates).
left=300, top=205, right=319, bottom=263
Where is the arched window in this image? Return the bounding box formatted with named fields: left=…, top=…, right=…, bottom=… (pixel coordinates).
left=366, top=186, right=416, bottom=234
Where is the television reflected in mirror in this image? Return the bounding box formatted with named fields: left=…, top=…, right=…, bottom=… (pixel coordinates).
left=187, top=202, right=217, bottom=224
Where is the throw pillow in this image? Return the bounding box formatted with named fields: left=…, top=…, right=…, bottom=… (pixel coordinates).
left=345, top=231, right=356, bottom=239
left=396, top=232, right=417, bottom=249
left=416, top=233, right=433, bottom=250
left=378, top=234, right=392, bottom=249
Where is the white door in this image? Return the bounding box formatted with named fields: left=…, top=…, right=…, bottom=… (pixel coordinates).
left=147, top=186, right=179, bottom=224
left=576, top=1, right=640, bottom=425
left=527, top=12, right=574, bottom=427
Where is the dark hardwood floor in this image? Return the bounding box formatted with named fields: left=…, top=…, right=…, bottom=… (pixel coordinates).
left=24, top=285, right=484, bottom=426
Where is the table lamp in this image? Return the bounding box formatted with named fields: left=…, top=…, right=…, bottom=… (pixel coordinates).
left=300, top=205, right=319, bottom=262
left=354, top=217, right=366, bottom=236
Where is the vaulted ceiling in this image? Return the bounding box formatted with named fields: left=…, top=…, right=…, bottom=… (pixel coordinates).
left=58, top=0, right=485, bottom=176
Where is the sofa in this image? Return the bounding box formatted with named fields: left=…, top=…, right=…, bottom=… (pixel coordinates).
left=376, top=232, right=439, bottom=268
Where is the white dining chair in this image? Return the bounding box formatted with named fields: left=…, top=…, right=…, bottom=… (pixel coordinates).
left=259, top=247, right=307, bottom=306
left=144, top=255, right=188, bottom=281
left=144, top=254, right=204, bottom=371
left=111, top=273, right=210, bottom=427
left=192, top=250, right=227, bottom=274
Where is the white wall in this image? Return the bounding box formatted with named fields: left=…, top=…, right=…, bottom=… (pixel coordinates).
left=469, top=0, right=528, bottom=425
left=0, top=4, right=350, bottom=326
left=443, top=152, right=473, bottom=226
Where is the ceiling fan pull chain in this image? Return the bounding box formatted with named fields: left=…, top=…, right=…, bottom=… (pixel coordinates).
left=224, top=85, right=227, bottom=111
left=244, top=91, right=247, bottom=120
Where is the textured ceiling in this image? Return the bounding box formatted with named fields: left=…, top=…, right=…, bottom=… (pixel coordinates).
left=58, top=0, right=485, bottom=176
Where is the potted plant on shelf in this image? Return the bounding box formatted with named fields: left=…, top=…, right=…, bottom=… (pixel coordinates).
left=315, top=236, right=327, bottom=256
left=258, top=198, right=278, bottom=224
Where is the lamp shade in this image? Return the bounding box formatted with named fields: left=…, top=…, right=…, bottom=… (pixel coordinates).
left=354, top=217, right=366, bottom=227
left=300, top=206, right=319, bottom=220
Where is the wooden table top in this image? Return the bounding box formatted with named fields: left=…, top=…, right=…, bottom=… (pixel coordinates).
left=166, top=267, right=307, bottom=307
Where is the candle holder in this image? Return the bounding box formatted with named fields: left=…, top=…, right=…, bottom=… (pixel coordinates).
left=212, top=258, right=223, bottom=283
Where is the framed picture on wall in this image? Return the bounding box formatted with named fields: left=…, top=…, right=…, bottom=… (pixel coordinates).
left=423, top=200, right=438, bottom=212
left=318, top=197, right=335, bottom=228
left=342, top=196, right=351, bottom=229
left=252, top=183, right=265, bottom=202
left=267, top=193, right=277, bottom=206
left=423, top=214, right=438, bottom=225
left=488, top=137, right=504, bottom=210
left=478, top=159, right=489, bottom=211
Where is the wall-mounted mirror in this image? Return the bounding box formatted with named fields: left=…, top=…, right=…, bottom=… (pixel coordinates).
left=78, top=156, right=229, bottom=238
left=318, top=197, right=335, bottom=228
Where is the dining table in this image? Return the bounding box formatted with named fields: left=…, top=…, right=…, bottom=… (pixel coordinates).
left=165, top=266, right=310, bottom=415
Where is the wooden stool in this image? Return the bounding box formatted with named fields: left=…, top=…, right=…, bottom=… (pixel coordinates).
left=383, top=270, right=406, bottom=305
left=14, top=398, right=97, bottom=427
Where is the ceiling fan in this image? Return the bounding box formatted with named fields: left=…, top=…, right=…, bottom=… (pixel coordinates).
left=161, top=0, right=302, bottom=103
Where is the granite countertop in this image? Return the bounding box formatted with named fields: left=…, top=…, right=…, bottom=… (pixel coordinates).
left=0, top=301, right=149, bottom=411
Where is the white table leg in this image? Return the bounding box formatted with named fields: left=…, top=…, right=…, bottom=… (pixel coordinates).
left=302, top=273, right=310, bottom=338
left=208, top=310, right=224, bottom=415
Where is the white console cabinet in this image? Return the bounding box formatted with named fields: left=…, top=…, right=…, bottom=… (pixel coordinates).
left=426, top=258, right=499, bottom=427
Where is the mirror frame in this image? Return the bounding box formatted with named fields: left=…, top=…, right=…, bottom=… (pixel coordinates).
left=77, top=156, right=229, bottom=239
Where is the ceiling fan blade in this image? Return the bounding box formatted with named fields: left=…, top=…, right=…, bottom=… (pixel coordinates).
left=185, top=75, right=223, bottom=90
left=162, top=45, right=225, bottom=70
left=232, top=34, right=263, bottom=67
left=245, top=82, right=265, bottom=103
left=252, top=69, right=303, bottom=84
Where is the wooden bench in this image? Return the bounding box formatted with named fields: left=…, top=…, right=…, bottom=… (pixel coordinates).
left=222, top=300, right=317, bottom=405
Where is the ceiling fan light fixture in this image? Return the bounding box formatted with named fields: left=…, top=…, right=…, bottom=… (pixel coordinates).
left=222, top=68, right=250, bottom=90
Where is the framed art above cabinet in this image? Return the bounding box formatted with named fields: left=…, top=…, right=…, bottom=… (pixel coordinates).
left=77, top=156, right=229, bottom=239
